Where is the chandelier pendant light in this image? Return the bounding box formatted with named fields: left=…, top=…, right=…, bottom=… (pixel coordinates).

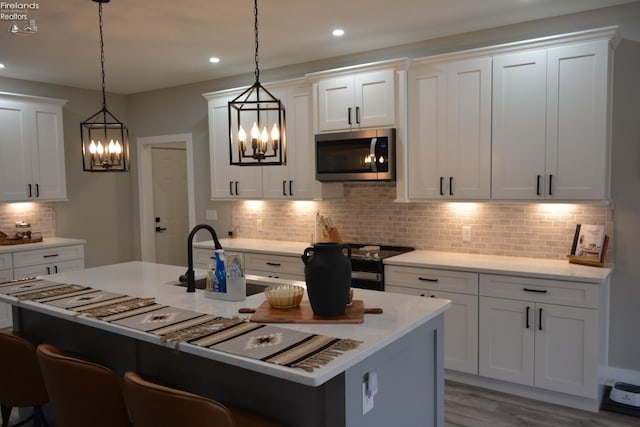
left=80, top=0, right=129, bottom=172
left=228, top=0, right=286, bottom=166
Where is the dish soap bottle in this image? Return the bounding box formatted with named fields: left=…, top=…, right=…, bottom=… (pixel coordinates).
left=214, top=249, right=227, bottom=293
left=204, top=263, right=215, bottom=292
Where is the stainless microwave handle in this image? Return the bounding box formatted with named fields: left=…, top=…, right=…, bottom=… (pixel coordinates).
left=352, top=271, right=382, bottom=282
left=370, top=137, right=378, bottom=172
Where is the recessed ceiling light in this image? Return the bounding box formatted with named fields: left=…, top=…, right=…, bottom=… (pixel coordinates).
left=0, top=64, right=5, bottom=69
left=332, top=29, right=345, bottom=37
left=209, top=57, right=221, bottom=64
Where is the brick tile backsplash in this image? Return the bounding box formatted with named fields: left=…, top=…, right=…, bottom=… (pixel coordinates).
left=0, top=203, right=56, bottom=238
left=231, top=183, right=614, bottom=261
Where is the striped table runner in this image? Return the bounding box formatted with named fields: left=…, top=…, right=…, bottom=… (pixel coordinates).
left=0, top=278, right=361, bottom=372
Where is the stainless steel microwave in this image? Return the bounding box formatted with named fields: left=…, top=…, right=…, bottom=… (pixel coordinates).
left=315, top=128, right=396, bottom=182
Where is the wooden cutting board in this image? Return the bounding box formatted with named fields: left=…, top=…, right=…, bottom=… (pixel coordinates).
left=242, top=300, right=371, bottom=324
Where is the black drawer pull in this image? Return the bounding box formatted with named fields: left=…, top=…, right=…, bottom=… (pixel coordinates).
left=46, top=266, right=51, bottom=275
left=282, top=181, right=287, bottom=196
left=289, top=180, right=293, bottom=196
left=355, top=106, right=361, bottom=124
left=418, top=277, right=438, bottom=283
left=536, top=175, right=541, bottom=196
left=525, top=306, right=530, bottom=329
left=266, top=262, right=281, bottom=267
left=548, top=174, right=553, bottom=196
left=28, top=184, right=32, bottom=198
left=449, top=177, right=454, bottom=196
left=54, top=265, right=58, bottom=274
left=348, top=107, right=352, bottom=125
left=523, top=287, right=547, bottom=294
left=43, top=254, right=60, bottom=258
left=439, top=177, right=444, bottom=196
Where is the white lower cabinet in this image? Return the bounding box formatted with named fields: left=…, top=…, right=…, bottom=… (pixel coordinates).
left=385, top=266, right=478, bottom=374
left=479, top=274, right=598, bottom=398
left=13, top=244, right=85, bottom=279
left=0, top=243, right=85, bottom=328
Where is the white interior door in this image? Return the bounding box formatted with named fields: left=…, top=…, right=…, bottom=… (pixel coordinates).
left=152, top=145, right=188, bottom=266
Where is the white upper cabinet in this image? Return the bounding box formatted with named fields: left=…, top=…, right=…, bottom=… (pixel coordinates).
left=0, top=93, right=67, bottom=202
left=408, top=57, right=491, bottom=200
left=492, top=39, right=612, bottom=200
left=205, top=92, right=263, bottom=200
left=204, top=80, right=343, bottom=201
left=317, top=68, right=396, bottom=132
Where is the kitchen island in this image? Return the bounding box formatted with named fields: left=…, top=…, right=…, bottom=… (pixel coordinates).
left=1, top=261, right=449, bottom=427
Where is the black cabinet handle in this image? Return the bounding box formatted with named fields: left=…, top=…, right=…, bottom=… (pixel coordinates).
left=43, top=254, right=59, bottom=258
left=449, top=177, right=454, bottom=196
left=439, top=177, right=444, bottom=196
left=526, top=306, right=531, bottom=329
left=46, top=266, right=51, bottom=275
left=418, top=277, right=438, bottom=283
left=348, top=107, right=352, bottom=125
left=229, top=181, right=234, bottom=196
left=419, top=293, right=426, bottom=297
left=536, top=175, right=541, bottom=196
left=356, top=106, right=361, bottom=124
left=266, top=262, right=281, bottom=267
left=538, top=308, right=543, bottom=330
left=523, top=287, right=548, bottom=294
left=548, top=174, right=553, bottom=196
left=28, top=184, right=32, bottom=197
left=430, top=295, right=436, bottom=298
left=282, top=181, right=287, bottom=196
left=235, top=181, right=239, bottom=195
left=155, top=227, right=167, bottom=232
left=35, top=183, right=39, bottom=197
left=289, top=180, right=293, bottom=196
left=54, top=265, right=58, bottom=274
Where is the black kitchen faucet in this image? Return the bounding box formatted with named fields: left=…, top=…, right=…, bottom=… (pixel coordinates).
left=180, top=224, right=223, bottom=292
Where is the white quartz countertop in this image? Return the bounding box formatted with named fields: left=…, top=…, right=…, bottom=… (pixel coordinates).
left=385, top=250, right=612, bottom=283
left=195, top=238, right=311, bottom=256
left=1, top=261, right=449, bottom=387
left=0, top=237, right=86, bottom=254
left=195, top=238, right=612, bottom=283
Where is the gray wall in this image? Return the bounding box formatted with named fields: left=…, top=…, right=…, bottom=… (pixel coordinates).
left=1, top=2, right=638, bottom=373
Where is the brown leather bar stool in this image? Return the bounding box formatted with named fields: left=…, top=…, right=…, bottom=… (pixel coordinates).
left=36, top=343, right=131, bottom=427
left=0, top=331, right=50, bottom=427
left=123, top=371, right=285, bottom=427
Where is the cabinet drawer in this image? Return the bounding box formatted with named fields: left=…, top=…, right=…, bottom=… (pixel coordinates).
left=14, top=258, right=85, bottom=279
left=0, top=253, right=12, bottom=270
left=385, top=265, right=478, bottom=295
left=13, top=245, right=84, bottom=268
left=245, top=253, right=304, bottom=277
left=479, top=274, right=599, bottom=308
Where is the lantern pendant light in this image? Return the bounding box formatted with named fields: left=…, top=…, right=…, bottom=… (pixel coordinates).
left=228, top=0, right=286, bottom=166
left=80, top=0, right=129, bottom=172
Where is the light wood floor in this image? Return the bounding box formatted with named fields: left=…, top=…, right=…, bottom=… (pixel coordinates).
left=445, top=381, right=640, bottom=427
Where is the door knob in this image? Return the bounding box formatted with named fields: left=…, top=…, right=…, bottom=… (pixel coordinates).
left=155, top=227, right=167, bottom=232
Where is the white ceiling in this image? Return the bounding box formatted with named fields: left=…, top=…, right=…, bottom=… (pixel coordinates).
left=0, top=0, right=636, bottom=94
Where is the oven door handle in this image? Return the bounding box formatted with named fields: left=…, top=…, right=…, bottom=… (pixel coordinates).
left=351, top=271, right=382, bottom=282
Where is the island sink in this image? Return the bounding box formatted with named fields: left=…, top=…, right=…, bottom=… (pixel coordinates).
left=174, top=278, right=266, bottom=296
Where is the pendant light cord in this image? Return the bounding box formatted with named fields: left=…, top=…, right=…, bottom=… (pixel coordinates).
left=254, top=0, right=260, bottom=84
left=99, top=2, right=107, bottom=110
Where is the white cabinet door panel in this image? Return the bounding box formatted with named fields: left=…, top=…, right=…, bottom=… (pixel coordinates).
left=492, top=49, right=547, bottom=199
left=534, top=303, right=598, bottom=398
left=479, top=296, right=534, bottom=385
left=546, top=40, right=609, bottom=199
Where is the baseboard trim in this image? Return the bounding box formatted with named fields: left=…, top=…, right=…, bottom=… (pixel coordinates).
left=606, top=367, right=640, bottom=386
left=445, top=370, right=600, bottom=413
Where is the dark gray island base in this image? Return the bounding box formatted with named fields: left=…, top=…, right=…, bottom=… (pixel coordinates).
left=5, top=262, right=448, bottom=427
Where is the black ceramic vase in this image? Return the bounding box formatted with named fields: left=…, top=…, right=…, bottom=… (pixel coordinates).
left=301, top=243, right=352, bottom=316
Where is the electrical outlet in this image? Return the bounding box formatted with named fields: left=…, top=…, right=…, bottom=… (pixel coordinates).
left=462, top=226, right=472, bottom=242
left=257, top=219, right=263, bottom=231
left=205, top=209, right=218, bottom=220
left=362, top=382, right=374, bottom=414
